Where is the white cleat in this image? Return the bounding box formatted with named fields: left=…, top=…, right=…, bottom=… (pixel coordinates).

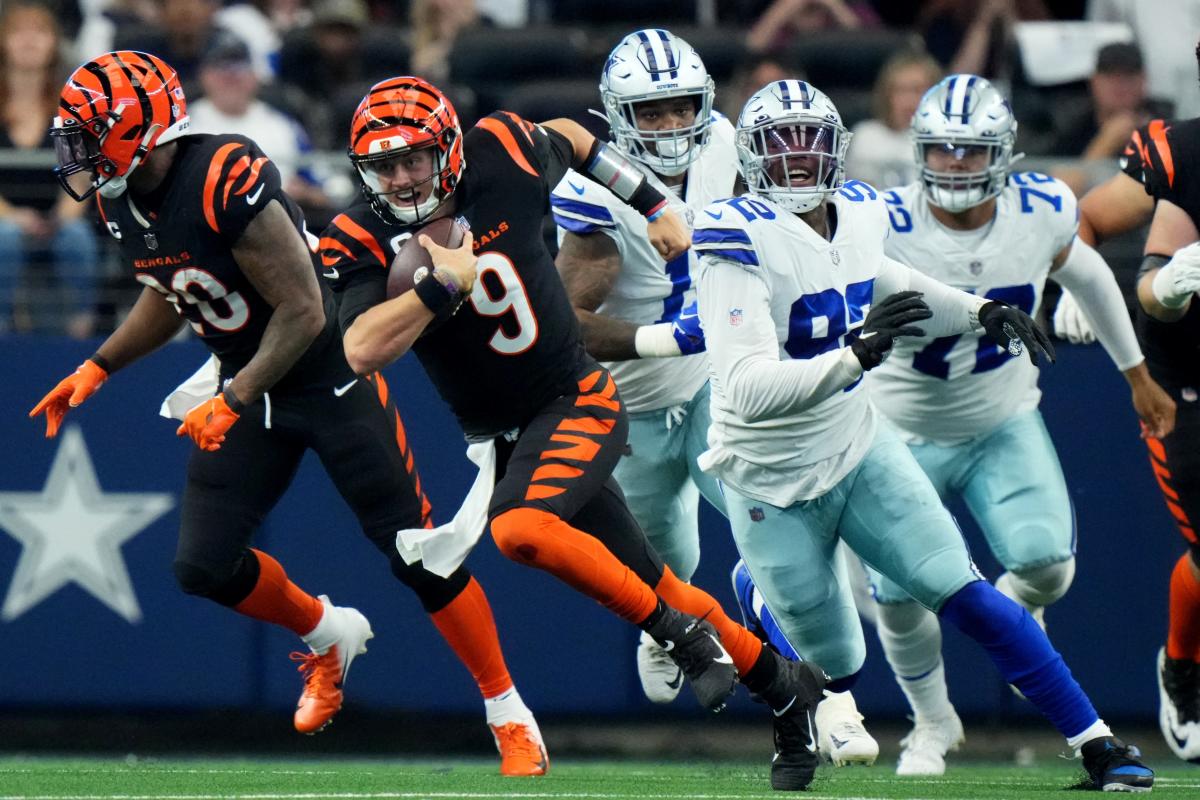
left=896, top=712, right=965, bottom=776
left=637, top=630, right=684, bottom=703
left=1157, top=647, right=1200, bottom=763
left=815, top=689, right=879, bottom=766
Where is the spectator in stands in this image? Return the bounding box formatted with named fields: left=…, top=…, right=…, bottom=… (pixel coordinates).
left=1051, top=42, right=1164, bottom=160
left=0, top=1, right=98, bottom=337
left=1088, top=0, right=1200, bottom=118
left=411, top=0, right=480, bottom=84
left=189, top=33, right=335, bottom=223
left=845, top=48, right=941, bottom=189
left=112, top=0, right=241, bottom=95
left=919, top=0, right=1050, bottom=79
left=746, top=0, right=876, bottom=53
left=722, top=56, right=790, bottom=120
left=278, top=0, right=370, bottom=149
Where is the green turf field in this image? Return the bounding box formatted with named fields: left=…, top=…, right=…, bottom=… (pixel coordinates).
left=0, top=758, right=1196, bottom=799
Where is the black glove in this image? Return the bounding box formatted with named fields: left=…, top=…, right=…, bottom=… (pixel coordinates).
left=978, top=300, right=1056, bottom=366
left=850, top=290, right=932, bottom=370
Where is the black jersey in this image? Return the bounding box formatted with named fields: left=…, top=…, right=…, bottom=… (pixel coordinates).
left=97, top=133, right=343, bottom=387
left=323, top=111, right=588, bottom=438
left=1121, top=119, right=1200, bottom=385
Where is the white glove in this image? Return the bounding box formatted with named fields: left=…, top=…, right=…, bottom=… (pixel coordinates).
left=1052, top=289, right=1096, bottom=344
left=1152, top=241, right=1200, bottom=308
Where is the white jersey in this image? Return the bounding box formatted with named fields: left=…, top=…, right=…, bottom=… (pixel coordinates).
left=867, top=173, right=1078, bottom=445
left=550, top=115, right=738, bottom=413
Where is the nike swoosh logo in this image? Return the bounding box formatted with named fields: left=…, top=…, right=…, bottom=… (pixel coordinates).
left=773, top=696, right=796, bottom=717
left=805, top=710, right=818, bottom=753
left=1170, top=723, right=1190, bottom=750
left=704, top=209, right=724, bottom=220
left=333, top=379, right=358, bottom=397
left=829, top=734, right=847, bottom=748
left=246, top=183, right=265, bottom=205
left=665, top=669, right=683, bottom=690
left=568, top=181, right=586, bottom=195
left=323, top=267, right=340, bottom=280
left=709, top=634, right=733, bottom=664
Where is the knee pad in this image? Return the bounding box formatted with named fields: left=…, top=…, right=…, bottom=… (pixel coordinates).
left=998, top=558, right=1075, bottom=609
left=173, top=552, right=257, bottom=607
left=490, top=507, right=556, bottom=563
left=389, top=554, right=471, bottom=614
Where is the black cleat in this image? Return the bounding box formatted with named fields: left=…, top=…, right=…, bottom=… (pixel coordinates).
left=645, top=607, right=738, bottom=712
left=767, top=658, right=829, bottom=791
left=1080, top=736, right=1154, bottom=793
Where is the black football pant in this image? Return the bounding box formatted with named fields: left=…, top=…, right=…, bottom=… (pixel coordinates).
left=1147, top=381, right=1200, bottom=562
left=173, top=372, right=470, bottom=611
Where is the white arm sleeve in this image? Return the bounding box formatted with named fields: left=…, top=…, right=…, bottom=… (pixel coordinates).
left=876, top=256, right=987, bottom=338
left=698, top=258, right=863, bottom=424
left=1052, top=238, right=1145, bottom=370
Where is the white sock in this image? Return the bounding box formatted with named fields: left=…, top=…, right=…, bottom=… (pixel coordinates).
left=876, top=602, right=955, bottom=721
left=1067, top=719, right=1113, bottom=753
left=484, top=686, right=532, bottom=726
left=300, top=596, right=338, bottom=655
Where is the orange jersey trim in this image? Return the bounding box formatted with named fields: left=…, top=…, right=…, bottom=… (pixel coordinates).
left=477, top=117, right=539, bottom=178
left=332, top=214, right=388, bottom=268
left=1148, top=120, right=1175, bottom=188
left=203, top=142, right=243, bottom=233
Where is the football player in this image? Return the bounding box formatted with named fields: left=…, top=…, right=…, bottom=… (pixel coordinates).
left=694, top=78, right=1154, bottom=792
left=861, top=74, right=1171, bottom=775
left=549, top=29, right=736, bottom=708
left=321, top=76, right=829, bottom=791
left=30, top=52, right=547, bottom=775
left=1073, top=115, right=1200, bottom=762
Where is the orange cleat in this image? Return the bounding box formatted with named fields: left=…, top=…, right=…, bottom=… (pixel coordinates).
left=291, top=598, right=373, bottom=734
left=490, top=720, right=549, bottom=776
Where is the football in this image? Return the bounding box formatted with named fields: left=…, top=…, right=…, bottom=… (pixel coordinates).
left=386, top=215, right=469, bottom=300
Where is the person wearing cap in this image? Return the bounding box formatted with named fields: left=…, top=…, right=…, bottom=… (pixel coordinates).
left=189, top=33, right=334, bottom=222
left=1052, top=42, right=1168, bottom=160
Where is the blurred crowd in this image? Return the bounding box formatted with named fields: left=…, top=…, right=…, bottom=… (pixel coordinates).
left=1, top=0, right=1196, bottom=336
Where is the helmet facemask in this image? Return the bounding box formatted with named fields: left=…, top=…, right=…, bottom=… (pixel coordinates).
left=51, top=104, right=163, bottom=201
left=739, top=120, right=848, bottom=214
left=351, top=136, right=456, bottom=225
left=916, top=137, right=1010, bottom=213
left=604, top=81, right=715, bottom=177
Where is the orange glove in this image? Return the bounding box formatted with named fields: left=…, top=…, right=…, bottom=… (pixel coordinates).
left=177, top=393, right=241, bottom=451
left=28, top=359, right=108, bottom=437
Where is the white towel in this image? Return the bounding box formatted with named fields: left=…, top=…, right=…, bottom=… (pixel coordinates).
left=159, top=355, right=221, bottom=421
left=396, top=440, right=496, bottom=578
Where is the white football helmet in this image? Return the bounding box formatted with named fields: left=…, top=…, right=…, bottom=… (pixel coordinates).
left=600, top=28, right=715, bottom=177
left=911, top=74, right=1018, bottom=212
left=736, top=80, right=849, bottom=214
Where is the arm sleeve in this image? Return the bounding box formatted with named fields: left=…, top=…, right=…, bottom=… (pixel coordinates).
left=1053, top=237, right=1144, bottom=370
left=203, top=137, right=285, bottom=243
left=875, top=256, right=986, bottom=337
left=698, top=256, right=863, bottom=424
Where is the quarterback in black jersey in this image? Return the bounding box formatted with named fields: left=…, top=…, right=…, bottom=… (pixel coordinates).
left=1079, top=115, right=1200, bottom=761
left=323, top=76, right=830, bottom=790
left=28, top=53, right=546, bottom=768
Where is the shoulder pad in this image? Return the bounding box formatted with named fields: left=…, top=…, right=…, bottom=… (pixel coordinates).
left=693, top=197, right=762, bottom=269
left=551, top=169, right=617, bottom=234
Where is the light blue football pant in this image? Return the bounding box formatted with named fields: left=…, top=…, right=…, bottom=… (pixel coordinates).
left=725, top=421, right=981, bottom=680
left=614, top=381, right=726, bottom=581
left=866, top=409, right=1075, bottom=605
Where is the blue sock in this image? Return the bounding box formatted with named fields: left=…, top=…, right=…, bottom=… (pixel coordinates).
left=938, top=580, right=1098, bottom=739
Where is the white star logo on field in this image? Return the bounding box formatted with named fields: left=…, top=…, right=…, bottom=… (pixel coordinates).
left=0, top=426, right=174, bottom=623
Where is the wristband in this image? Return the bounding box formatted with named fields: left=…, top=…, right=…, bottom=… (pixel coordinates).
left=415, top=271, right=460, bottom=316
left=88, top=353, right=112, bottom=374
left=222, top=386, right=245, bottom=415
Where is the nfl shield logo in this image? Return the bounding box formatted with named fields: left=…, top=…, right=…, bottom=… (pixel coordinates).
left=144, top=233, right=158, bottom=251
left=729, top=307, right=743, bottom=327
left=969, top=260, right=983, bottom=276
left=685, top=207, right=695, bottom=227
left=830, top=248, right=841, bottom=265
left=749, top=507, right=765, bottom=522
